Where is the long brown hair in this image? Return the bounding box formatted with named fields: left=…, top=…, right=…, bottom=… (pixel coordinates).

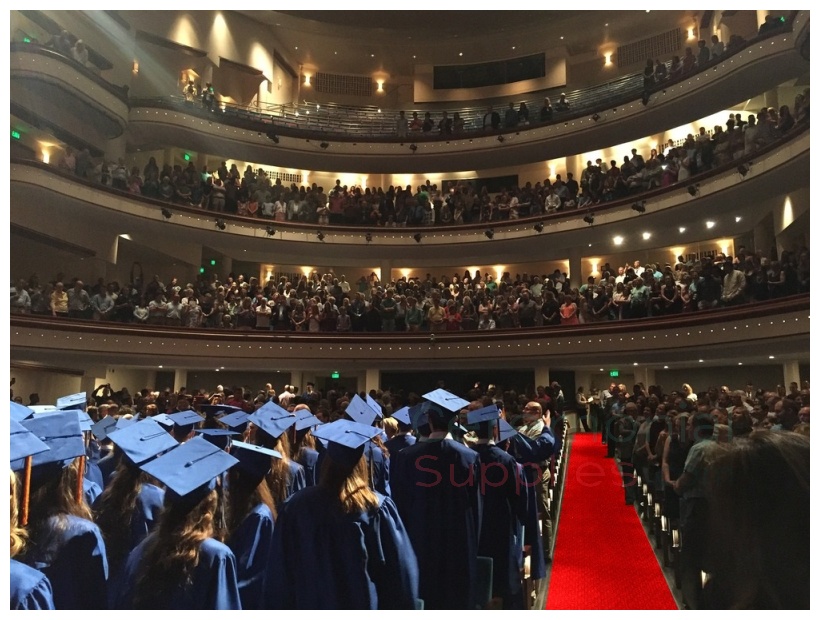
left=94, top=461, right=151, bottom=569
left=248, top=425, right=292, bottom=511
left=131, top=489, right=217, bottom=608
left=319, top=453, right=379, bottom=515
left=291, top=428, right=316, bottom=464
left=10, top=470, right=27, bottom=557
left=27, top=459, right=93, bottom=547
left=225, top=468, right=275, bottom=535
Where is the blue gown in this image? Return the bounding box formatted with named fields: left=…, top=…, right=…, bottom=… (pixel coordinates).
left=10, top=559, right=55, bottom=610
left=473, top=443, right=529, bottom=606
left=84, top=459, right=104, bottom=490
left=227, top=502, right=275, bottom=610
left=22, top=514, right=108, bottom=609
left=286, top=460, right=307, bottom=498
left=83, top=477, right=103, bottom=507
left=268, top=487, right=418, bottom=609
left=97, top=452, right=120, bottom=489
left=115, top=536, right=241, bottom=609
left=391, top=438, right=482, bottom=610
left=385, top=433, right=416, bottom=456
left=364, top=442, right=391, bottom=497
left=295, top=447, right=320, bottom=487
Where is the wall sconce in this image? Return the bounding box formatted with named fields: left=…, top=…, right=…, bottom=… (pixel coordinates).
left=687, top=27, right=695, bottom=40
left=132, top=60, right=139, bottom=75
left=303, top=74, right=311, bottom=86
left=41, top=150, right=50, bottom=164
left=376, top=80, right=384, bottom=92
left=604, top=52, right=612, bottom=66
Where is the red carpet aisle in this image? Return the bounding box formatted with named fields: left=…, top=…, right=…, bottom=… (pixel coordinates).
left=546, top=432, right=677, bottom=609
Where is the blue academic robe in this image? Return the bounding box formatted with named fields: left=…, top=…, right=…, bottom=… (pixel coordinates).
left=385, top=434, right=416, bottom=457
left=286, top=460, right=307, bottom=498
left=364, top=442, right=391, bottom=497
left=23, top=514, right=108, bottom=609
left=227, top=503, right=275, bottom=610
left=10, top=559, right=55, bottom=610
left=268, top=487, right=418, bottom=609
left=84, top=459, right=104, bottom=489
left=115, top=536, right=241, bottom=609
left=295, top=447, right=320, bottom=487
left=391, top=438, right=482, bottom=610
left=83, top=477, right=103, bottom=507
left=97, top=452, right=120, bottom=488
left=473, top=443, right=529, bottom=605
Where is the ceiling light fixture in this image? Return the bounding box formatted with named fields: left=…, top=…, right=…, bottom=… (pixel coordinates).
left=613, top=235, right=624, bottom=245
left=679, top=226, right=686, bottom=233
left=642, top=232, right=651, bottom=240
left=706, top=220, right=716, bottom=229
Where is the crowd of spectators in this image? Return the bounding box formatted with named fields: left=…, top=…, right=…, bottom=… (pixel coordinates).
left=587, top=377, right=809, bottom=609
left=50, top=95, right=807, bottom=228
left=11, top=244, right=808, bottom=331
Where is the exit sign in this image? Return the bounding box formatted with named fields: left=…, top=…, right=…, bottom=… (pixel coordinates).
left=609, top=370, right=620, bottom=378
left=331, top=371, right=340, bottom=379
left=183, top=153, right=191, bottom=161
left=11, top=130, right=21, bottom=140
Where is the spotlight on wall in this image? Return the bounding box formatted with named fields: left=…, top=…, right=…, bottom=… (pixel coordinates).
left=583, top=212, right=595, bottom=225
left=687, top=184, right=700, bottom=197
left=413, top=232, right=422, bottom=243
left=161, top=208, right=172, bottom=219
left=316, top=231, right=325, bottom=241
left=365, top=232, right=373, bottom=242
left=737, top=163, right=750, bottom=177
left=320, top=142, right=329, bottom=149
left=497, top=135, right=505, bottom=143
left=215, top=219, right=226, bottom=230
left=631, top=200, right=646, bottom=214
left=266, top=131, right=280, bottom=144
left=409, top=144, right=417, bottom=152
left=484, top=229, right=495, bottom=240
left=265, top=226, right=276, bottom=236
left=534, top=222, right=544, bottom=233
left=592, top=113, right=600, bottom=122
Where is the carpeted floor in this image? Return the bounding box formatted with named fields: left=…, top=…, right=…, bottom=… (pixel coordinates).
left=545, top=432, right=678, bottom=610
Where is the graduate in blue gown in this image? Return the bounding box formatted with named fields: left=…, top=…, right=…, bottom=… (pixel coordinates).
left=291, top=414, right=322, bottom=487
left=390, top=391, right=483, bottom=610
left=226, top=441, right=278, bottom=610
left=94, top=418, right=177, bottom=607
left=10, top=421, right=56, bottom=610
left=13, top=412, right=109, bottom=609
left=268, top=419, right=418, bottom=609
left=339, top=394, right=391, bottom=496
left=385, top=406, right=417, bottom=456
left=467, top=406, right=530, bottom=609
left=247, top=404, right=307, bottom=509
left=114, top=436, right=241, bottom=610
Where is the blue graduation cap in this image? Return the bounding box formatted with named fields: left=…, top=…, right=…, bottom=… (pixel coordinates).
left=108, top=418, right=179, bottom=467
left=255, top=400, right=292, bottom=420
left=56, top=392, right=87, bottom=411
left=498, top=419, right=518, bottom=443
left=345, top=394, right=378, bottom=426
left=293, top=408, right=315, bottom=421
left=168, top=410, right=204, bottom=427
left=151, top=413, right=175, bottom=429
left=466, top=404, right=501, bottom=426
left=248, top=408, right=293, bottom=440
left=199, top=404, right=242, bottom=418
left=28, top=405, right=58, bottom=415
left=409, top=402, right=431, bottom=432
left=66, top=409, right=94, bottom=432
left=195, top=427, right=239, bottom=450
left=366, top=394, right=384, bottom=419
left=10, top=418, right=50, bottom=464
left=12, top=411, right=85, bottom=471
left=115, top=415, right=140, bottom=431
left=294, top=415, right=323, bottom=432
left=10, top=401, right=34, bottom=423
left=392, top=406, right=412, bottom=426
left=140, top=436, right=238, bottom=505
left=218, top=410, right=250, bottom=430
left=230, top=440, right=281, bottom=482
left=91, top=415, right=118, bottom=440
left=423, top=389, right=470, bottom=416
left=312, top=419, right=381, bottom=467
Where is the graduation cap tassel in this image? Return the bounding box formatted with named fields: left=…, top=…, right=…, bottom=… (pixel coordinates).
left=21, top=456, right=32, bottom=526
left=76, top=455, right=86, bottom=505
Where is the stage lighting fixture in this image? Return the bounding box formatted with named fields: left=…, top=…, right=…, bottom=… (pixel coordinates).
left=316, top=231, right=325, bottom=241
left=631, top=201, right=646, bottom=214
left=484, top=229, right=494, bottom=239
left=215, top=219, right=226, bottom=230
left=413, top=233, right=422, bottom=243
left=320, top=142, right=329, bottom=149
left=583, top=213, right=595, bottom=225
left=161, top=208, right=172, bottom=219
left=737, top=163, right=750, bottom=177
left=409, top=144, right=418, bottom=152
left=687, top=184, right=700, bottom=197
left=497, top=135, right=505, bottom=143
left=266, top=131, right=279, bottom=144
left=266, top=226, right=276, bottom=236
left=534, top=222, right=544, bottom=233
left=592, top=113, right=600, bottom=122
left=365, top=232, right=373, bottom=242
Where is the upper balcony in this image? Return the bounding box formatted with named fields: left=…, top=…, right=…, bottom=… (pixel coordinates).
left=124, top=16, right=808, bottom=173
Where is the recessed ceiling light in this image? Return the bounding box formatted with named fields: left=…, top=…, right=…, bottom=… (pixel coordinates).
left=605, top=23, right=609, bottom=26
left=738, top=362, right=743, bottom=365
left=769, top=355, right=775, bottom=359
left=679, top=226, right=686, bottom=233
left=158, top=365, right=163, bottom=369
left=633, top=362, right=639, bottom=366
left=512, top=46, right=516, bottom=49
left=735, top=216, right=742, bottom=222
left=588, top=243, right=592, bottom=247
left=294, top=46, right=298, bottom=50
left=370, top=53, right=374, bottom=57
left=599, top=368, right=604, bottom=372
left=613, top=235, right=624, bottom=245
left=642, top=232, right=651, bottom=240
left=459, top=52, right=463, bottom=56
left=560, top=36, right=564, bottom=40
left=706, top=220, right=715, bottom=229
left=698, top=359, right=704, bottom=363
left=413, top=55, right=416, bottom=59
left=334, top=51, right=337, bottom=55
left=663, top=365, right=669, bottom=369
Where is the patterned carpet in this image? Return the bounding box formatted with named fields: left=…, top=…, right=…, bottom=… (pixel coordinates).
left=546, top=432, right=677, bottom=609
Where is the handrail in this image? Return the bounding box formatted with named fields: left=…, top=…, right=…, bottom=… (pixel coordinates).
left=10, top=121, right=809, bottom=236
left=9, top=295, right=809, bottom=343
left=10, top=42, right=130, bottom=105
left=127, top=18, right=797, bottom=143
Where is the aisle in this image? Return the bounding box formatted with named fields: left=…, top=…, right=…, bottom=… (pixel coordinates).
left=545, top=432, right=677, bottom=610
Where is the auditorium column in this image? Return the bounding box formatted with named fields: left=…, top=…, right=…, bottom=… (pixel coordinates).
left=379, top=260, right=393, bottom=284
left=568, top=247, right=583, bottom=290
left=635, top=366, right=656, bottom=389
left=290, top=371, right=304, bottom=393
left=173, top=369, right=188, bottom=392
left=534, top=365, right=550, bottom=390
left=365, top=368, right=381, bottom=393
left=782, top=360, right=801, bottom=388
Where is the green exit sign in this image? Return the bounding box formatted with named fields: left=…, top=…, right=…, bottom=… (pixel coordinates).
left=209, top=259, right=216, bottom=266
left=23, top=37, right=31, bottom=43
left=331, top=371, right=340, bottom=379
left=183, top=153, right=191, bottom=161
left=11, top=130, right=21, bottom=140
left=609, top=370, right=620, bottom=378
left=199, top=267, right=205, bottom=274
